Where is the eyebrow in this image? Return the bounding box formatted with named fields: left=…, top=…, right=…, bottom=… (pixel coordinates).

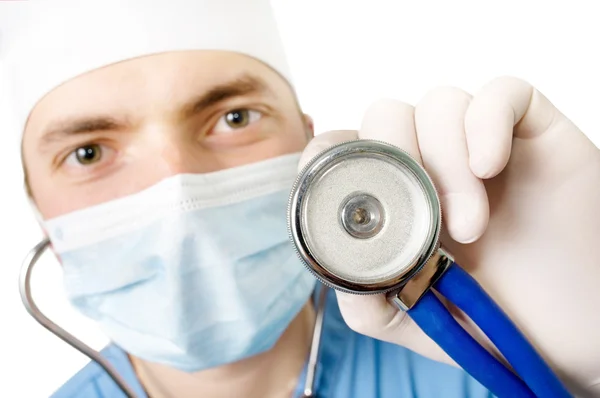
left=39, top=116, right=127, bottom=151
left=179, top=73, right=272, bottom=119
left=38, top=73, right=273, bottom=151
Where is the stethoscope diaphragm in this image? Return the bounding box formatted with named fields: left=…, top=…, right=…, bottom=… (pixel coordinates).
left=288, top=139, right=441, bottom=293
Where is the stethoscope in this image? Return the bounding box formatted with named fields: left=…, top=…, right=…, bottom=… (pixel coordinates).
left=287, top=139, right=572, bottom=398
left=19, top=139, right=571, bottom=398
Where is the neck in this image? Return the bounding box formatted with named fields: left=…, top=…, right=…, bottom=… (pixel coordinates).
left=130, top=301, right=316, bottom=398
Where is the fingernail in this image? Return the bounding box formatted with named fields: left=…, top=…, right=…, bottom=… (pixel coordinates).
left=441, top=193, right=486, bottom=244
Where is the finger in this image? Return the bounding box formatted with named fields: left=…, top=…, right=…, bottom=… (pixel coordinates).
left=359, top=98, right=423, bottom=163
left=298, top=130, right=358, bottom=172
left=415, top=87, right=489, bottom=244
left=464, top=76, right=540, bottom=178
left=464, top=76, right=581, bottom=179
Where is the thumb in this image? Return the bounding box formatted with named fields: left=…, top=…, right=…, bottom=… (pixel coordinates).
left=336, top=290, right=456, bottom=366
left=298, top=130, right=358, bottom=172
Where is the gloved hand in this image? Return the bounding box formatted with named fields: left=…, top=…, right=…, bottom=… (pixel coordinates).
left=299, top=76, right=600, bottom=396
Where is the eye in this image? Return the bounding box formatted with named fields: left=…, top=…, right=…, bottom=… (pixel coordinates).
left=212, top=109, right=262, bottom=134
left=64, top=144, right=105, bottom=167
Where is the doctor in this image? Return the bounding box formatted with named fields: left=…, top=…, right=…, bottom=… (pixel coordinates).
left=3, top=1, right=599, bottom=397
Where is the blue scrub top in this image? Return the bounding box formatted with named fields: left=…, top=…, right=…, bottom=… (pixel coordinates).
left=51, top=286, right=493, bottom=398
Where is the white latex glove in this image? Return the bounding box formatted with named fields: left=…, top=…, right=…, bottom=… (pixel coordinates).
left=299, top=77, right=600, bottom=397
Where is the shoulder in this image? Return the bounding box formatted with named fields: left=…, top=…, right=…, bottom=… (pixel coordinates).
left=317, top=287, right=493, bottom=398
left=50, top=345, right=145, bottom=398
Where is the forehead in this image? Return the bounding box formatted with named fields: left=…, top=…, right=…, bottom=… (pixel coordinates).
left=24, top=50, right=293, bottom=140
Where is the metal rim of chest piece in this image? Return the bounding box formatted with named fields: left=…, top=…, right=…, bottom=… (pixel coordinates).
left=288, top=139, right=444, bottom=297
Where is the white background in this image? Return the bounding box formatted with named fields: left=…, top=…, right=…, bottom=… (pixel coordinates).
left=1, top=1, right=599, bottom=396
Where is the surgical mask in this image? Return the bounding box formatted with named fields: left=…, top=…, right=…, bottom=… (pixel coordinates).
left=43, top=153, right=316, bottom=372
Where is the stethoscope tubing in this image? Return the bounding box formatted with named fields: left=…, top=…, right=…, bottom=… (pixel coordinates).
left=408, top=289, right=535, bottom=397
left=20, top=239, right=138, bottom=398
left=436, top=264, right=571, bottom=397
left=408, top=263, right=571, bottom=398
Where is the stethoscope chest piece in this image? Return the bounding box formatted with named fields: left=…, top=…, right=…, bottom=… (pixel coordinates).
left=288, top=139, right=573, bottom=398
left=288, top=139, right=442, bottom=295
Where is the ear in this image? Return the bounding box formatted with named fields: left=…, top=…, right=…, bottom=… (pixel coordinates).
left=303, top=114, right=315, bottom=139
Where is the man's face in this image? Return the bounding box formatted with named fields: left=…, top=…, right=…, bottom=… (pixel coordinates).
left=22, top=51, right=312, bottom=219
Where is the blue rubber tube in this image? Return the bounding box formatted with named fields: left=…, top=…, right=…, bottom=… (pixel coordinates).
left=407, top=290, right=536, bottom=397
left=435, top=264, right=572, bottom=398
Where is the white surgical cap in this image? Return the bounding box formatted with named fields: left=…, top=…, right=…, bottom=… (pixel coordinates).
left=0, top=0, right=292, bottom=141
